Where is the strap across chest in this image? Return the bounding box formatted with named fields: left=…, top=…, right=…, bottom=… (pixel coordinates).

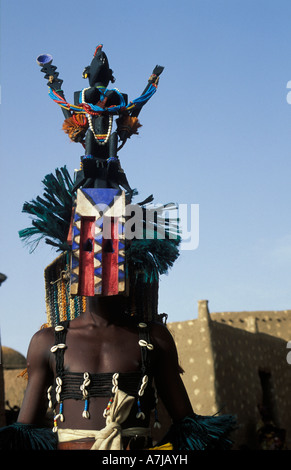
left=51, top=320, right=153, bottom=377
left=48, top=320, right=159, bottom=432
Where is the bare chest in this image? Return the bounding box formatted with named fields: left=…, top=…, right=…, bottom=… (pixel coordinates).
left=59, top=326, right=142, bottom=374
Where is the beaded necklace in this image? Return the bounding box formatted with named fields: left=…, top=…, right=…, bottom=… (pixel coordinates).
left=81, top=86, right=123, bottom=145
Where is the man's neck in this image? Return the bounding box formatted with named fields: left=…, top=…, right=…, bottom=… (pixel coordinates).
left=82, top=295, right=126, bottom=327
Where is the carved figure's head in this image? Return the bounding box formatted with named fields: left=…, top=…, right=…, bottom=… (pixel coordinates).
left=83, top=44, right=115, bottom=87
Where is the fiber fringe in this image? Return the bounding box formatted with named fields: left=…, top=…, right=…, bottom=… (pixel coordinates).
left=18, top=166, right=74, bottom=253
left=126, top=237, right=180, bottom=283
left=0, top=423, right=57, bottom=450
left=62, top=114, right=88, bottom=142
left=116, top=115, right=142, bottom=138
left=160, top=413, right=237, bottom=450
left=44, top=251, right=86, bottom=327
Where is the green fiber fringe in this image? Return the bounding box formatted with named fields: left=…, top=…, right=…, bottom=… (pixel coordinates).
left=0, top=422, right=57, bottom=450
left=126, top=237, right=181, bottom=283
left=18, top=166, right=74, bottom=253
left=161, top=413, right=237, bottom=450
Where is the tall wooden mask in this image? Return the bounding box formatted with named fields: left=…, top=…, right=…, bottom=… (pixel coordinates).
left=69, top=188, right=126, bottom=297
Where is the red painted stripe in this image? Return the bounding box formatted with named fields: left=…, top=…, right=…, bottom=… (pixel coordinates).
left=102, top=217, right=119, bottom=296
left=78, top=217, right=95, bottom=296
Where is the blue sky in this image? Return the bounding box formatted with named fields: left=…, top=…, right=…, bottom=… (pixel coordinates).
left=1, top=0, right=291, bottom=356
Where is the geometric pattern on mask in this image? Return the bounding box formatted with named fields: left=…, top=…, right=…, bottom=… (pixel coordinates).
left=70, top=188, right=126, bottom=297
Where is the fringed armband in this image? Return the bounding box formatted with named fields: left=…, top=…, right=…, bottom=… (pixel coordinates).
left=116, top=115, right=142, bottom=139
left=160, top=412, right=237, bottom=451
left=0, top=422, right=58, bottom=450
left=62, top=114, right=88, bottom=142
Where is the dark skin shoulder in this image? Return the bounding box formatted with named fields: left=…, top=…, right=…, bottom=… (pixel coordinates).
left=17, top=327, right=55, bottom=425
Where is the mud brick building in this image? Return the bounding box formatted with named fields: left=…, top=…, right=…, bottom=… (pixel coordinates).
left=154, top=300, right=291, bottom=449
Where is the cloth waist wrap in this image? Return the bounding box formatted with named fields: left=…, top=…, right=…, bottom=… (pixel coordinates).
left=57, top=390, right=150, bottom=450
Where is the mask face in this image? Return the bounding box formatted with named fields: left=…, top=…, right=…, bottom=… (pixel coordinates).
left=69, top=188, right=126, bottom=297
